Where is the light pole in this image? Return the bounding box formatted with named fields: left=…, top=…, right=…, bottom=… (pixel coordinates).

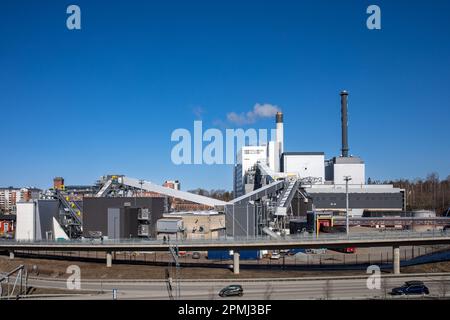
left=344, top=176, right=352, bottom=236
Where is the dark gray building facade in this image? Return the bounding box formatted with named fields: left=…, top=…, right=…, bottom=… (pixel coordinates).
left=308, top=192, right=405, bottom=211
left=82, top=197, right=165, bottom=239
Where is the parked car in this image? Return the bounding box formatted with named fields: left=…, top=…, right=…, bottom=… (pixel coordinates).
left=192, top=252, right=201, bottom=259
left=288, top=248, right=306, bottom=256
left=306, top=248, right=327, bottom=254
left=334, top=247, right=355, bottom=254
left=390, top=281, right=430, bottom=296
left=219, top=285, right=243, bottom=297
left=270, top=252, right=281, bottom=259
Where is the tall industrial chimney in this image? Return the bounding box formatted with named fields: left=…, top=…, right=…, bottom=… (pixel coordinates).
left=275, top=111, right=284, bottom=156
left=340, top=90, right=349, bottom=157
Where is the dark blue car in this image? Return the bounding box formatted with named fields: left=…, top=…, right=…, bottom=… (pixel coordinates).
left=390, top=281, right=430, bottom=296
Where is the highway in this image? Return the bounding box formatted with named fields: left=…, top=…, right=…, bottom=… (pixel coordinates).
left=9, top=273, right=450, bottom=300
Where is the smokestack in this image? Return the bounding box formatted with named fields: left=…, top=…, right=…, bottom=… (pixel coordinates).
left=275, top=111, right=284, bottom=152
left=340, top=90, right=349, bottom=157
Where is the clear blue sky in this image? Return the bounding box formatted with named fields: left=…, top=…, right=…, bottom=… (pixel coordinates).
left=1, top=0, right=449, bottom=191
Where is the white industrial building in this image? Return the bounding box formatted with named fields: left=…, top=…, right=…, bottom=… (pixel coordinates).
left=280, top=152, right=325, bottom=183
left=16, top=200, right=69, bottom=241
left=233, top=146, right=267, bottom=197
left=232, top=91, right=404, bottom=217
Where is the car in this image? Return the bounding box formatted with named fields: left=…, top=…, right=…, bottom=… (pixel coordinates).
left=306, top=248, right=327, bottom=254
left=192, top=252, right=201, bottom=259
left=219, top=285, right=243, bottom=297
left=334, top=247, right=355, bottom=254
left=270, top=252, right=281, bottom=259
left=390, top=281, right=430, bottom=296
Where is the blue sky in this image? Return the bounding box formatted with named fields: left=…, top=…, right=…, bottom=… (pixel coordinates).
left=1, top=0, right=449, bottom=191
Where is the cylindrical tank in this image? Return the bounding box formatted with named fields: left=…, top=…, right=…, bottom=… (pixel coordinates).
left=412, top=210, right=436, bottom=218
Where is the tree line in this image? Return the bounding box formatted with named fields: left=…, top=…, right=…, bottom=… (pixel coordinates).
left=187, top=188, right=233, bottom=202
left=368, top=173, right=450, bottom=215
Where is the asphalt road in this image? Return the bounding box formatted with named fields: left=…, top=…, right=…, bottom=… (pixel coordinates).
left=11, top=274, right=450, bottom=300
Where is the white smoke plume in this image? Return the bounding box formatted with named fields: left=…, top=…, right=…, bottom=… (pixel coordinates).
left=226, top=103, right=281, bottom=125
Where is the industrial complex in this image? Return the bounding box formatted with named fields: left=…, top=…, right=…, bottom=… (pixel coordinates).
left=1, top=90, right=449, bottom=300
left=4, top=91, right=430, bottom=244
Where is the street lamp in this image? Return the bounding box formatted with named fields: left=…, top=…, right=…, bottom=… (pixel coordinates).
left=344, top=176, right=352, bottom=236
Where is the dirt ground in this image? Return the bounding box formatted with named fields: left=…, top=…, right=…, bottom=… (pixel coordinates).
left=1, top=254, right=450, bottom=280
left=0, top=255, right=358, bottom=279
left=402, top=262, right=450, bottom=273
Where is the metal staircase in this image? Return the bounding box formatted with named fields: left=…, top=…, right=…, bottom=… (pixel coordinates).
left=55, top=191, right=82, bottom=238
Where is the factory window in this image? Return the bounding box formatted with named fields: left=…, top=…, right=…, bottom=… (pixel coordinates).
left=244, top=150, right=263, bottom=155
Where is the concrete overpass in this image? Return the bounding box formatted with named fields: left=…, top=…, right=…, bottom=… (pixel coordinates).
left=2, top=230, right=450, bottom=274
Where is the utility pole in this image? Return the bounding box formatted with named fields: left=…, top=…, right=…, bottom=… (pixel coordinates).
left=344, top=176, right=352, bottom=236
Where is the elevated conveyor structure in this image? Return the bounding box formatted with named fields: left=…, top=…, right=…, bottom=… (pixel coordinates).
left=96, top=176, right=228, bottom=208
left=95, top=178, right=113, bottom=197
left=275, top=179, right=299, bottom=216
left=256, top=161, right=298, bottom=181
left=230, top=180, right=285, bottom=206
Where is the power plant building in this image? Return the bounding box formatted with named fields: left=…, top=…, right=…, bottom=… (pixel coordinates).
left=230, top=90, right=405, bottom=238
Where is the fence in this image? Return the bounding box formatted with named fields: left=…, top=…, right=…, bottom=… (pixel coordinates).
left=7, top=244, right=450, bottom=269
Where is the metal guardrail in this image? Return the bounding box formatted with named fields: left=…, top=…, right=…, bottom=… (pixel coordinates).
left=2, top=230, right=450, bottom=247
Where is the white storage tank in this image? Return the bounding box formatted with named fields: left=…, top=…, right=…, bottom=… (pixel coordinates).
left=412, top=210, right=436, bottom=218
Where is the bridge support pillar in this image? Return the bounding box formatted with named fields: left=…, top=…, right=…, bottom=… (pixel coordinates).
left=9, top=250, right=14, bottom=260
left=106, top=251, right=112, bottom=268
left=233, top=251, right=240, bottom=275
left=393, top=245, right=400, bottom=274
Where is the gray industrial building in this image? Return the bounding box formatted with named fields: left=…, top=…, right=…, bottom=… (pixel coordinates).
left=82, top=197, right=165, bottom=239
